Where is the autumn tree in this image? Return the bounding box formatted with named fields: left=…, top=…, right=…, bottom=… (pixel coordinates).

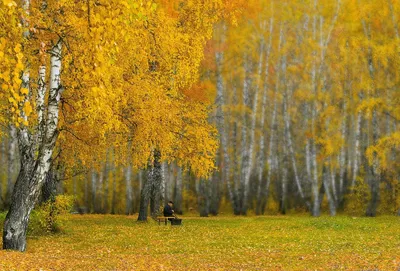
left=0, top=0, right=240, bottom=251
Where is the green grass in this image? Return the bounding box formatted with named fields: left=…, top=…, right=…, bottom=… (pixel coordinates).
left=0, top=214, right=399, bottom=270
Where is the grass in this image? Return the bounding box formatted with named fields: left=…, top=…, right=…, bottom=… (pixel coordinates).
left=0, top=214, right=399, bottom=270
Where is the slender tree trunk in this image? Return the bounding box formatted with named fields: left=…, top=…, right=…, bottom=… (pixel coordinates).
left=103, top=160, right=109, bottom=214
left=5, top=126, right=17, bottom=207
left=280, top=134, right=288, bottom=215
left=283, top=82, right=311, bottom=210
left=305, top=138, right=312, bottom=184
left=91, top=170, right=97, bottom=213
left=263, top=25, right=284, bottom=214
left=239, top=56, right=251, bottom=215
left=366, top=111, right=380, bottom=217
left=160, top=163, right=166, bottom=206
left=352, top=113, right=362, bottom=187
left=137, top=169, right=151, bottom=221
left=323, top=165, right=337, bottom=216
left=97, top=170, right=104, bottom=213
left=330, top=160, right=338, bottom=204
left=150, top=150, right=163, bottom=218
left=338, top=102, right=347, bottom=202
left=361, top=17, right=381, bottom=217
left=197, top=178, right=208, bottom=217
left=256, top=16, right=274, bottom=215
left=125, top=165, right=133, bottom=215
left=241, top=41, right=264, bottom=215
left=173, top=165, right=183, bottom=214
left=41, top=169, right=58, bottom=203
left=215, top=33, right=238, bottom=214
left=310, top=0, right=320, bottom=217
left=208, top=171, right=220, bottom=215
left=231, top=82, right=241, bottom=215
left=111, top=164, right=117, bottom=215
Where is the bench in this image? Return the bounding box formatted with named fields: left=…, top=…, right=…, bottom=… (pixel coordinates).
left=156, top=216, right=175, bottom=225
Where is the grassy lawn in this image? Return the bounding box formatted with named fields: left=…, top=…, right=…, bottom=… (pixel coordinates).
left=0, top=214, right=399, bottom=270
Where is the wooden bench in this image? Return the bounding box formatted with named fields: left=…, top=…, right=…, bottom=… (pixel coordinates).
left=156, top=216, right=175, bottom=225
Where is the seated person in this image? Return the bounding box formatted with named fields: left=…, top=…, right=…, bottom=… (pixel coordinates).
left=163, top=201, right=176, bottom=220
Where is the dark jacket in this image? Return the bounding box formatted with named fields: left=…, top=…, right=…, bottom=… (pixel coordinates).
left=163, top=204, right=174, bottom=217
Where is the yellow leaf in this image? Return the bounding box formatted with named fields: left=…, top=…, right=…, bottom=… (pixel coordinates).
left=20, top=88, right=29, bottom=95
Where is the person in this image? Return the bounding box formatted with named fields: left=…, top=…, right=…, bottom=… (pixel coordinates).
left=163, top=201, right=176, bottom=218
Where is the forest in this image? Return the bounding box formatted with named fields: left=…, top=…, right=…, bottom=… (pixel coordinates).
left=0, top=0, right=399, bottom=265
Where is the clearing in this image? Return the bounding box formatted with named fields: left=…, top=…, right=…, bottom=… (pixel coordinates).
left=0, top=215, right=399, bottom=270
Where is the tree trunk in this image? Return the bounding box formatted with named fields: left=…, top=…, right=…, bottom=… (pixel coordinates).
left=239, top=56, right=251, bottom=215
left=41, top=169, right=58, bottom=203
left=137, top=168, right=152, bottom=221
left=329, top=160, right=338, bottom=204
left=366, top=111, right=380, bottom=217
left=125, top=164, right=133, bottom=215
left=103, top=161, right=109, bottom=214
left=138, top=150, right=162, bottom=221
left=280, top=135, right=288, bottom=215
left=150, top=150, right=163, bottom=218
left=91, top=170, right=97, bottom=213
left=256, top=20, right=274, bottom=215
left=97, top=170, right=104, bottom=213
left=215, top=45, right=239, bottom=214
left=208, top=171, right=221, bottom=216
left=311, top=0, right=320, bottom=217
left=283, top=82, right=311, bottom=210
left=338, top=107, right=347, bottom=202
left=351, top=113, right=362, bottom=187
left=323, top=165, right=337, bottom=216
left=197, top=177, right=209, bottom=217
left=3, top=39, right=62, bottom=251
left=262, top=25, right=284, bottom=214
left=173, top=165, right=183, bottom=214
left=5, top=126, right=17, bottom=208
left=111, top=164, right=117, bottom=215
left=241, top=40, right=264, bottom=215
left=231, top=83, right=241, bottom=215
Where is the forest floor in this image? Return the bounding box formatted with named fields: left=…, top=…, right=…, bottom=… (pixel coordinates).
left=0, top=214, right=399, bottom=270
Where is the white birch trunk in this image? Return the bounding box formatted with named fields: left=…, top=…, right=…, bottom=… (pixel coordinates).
left=241, top=41, right=264, bottom=214
left=161, top=162, right=167, bottom=205
left=351, top=113, right=362, bottom=187
left=305, top=138, right=312, bottom=183
left=330, top=159, right=338, bottom=203
left=215, top=49, right=235, bottom=208
left=283, top=87, right=310, bottom=209
left=125, top=165, right=133, bottom=215
left=256, top=15, right=274, bottom=214
left=280, top=136, right=288, bottom=214
left=6, top=127, right=17, bottom=204
left=36, top=65, right=46, bottom=148
left=323, top=166, right=337, bottom=216
left=338, top=101, right=347, bottom=199
left=239, top=56, right=251, bottom=214
left=91, top=170, right=97, bottom=212
left=3, top=38, right=63, bottom=251
left=265, top=25, right=284, bottom=205
left=311, top=0, right=320, bottom=217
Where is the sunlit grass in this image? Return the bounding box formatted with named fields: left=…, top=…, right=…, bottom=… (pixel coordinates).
left=0, top=214, right=399, bottom=270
